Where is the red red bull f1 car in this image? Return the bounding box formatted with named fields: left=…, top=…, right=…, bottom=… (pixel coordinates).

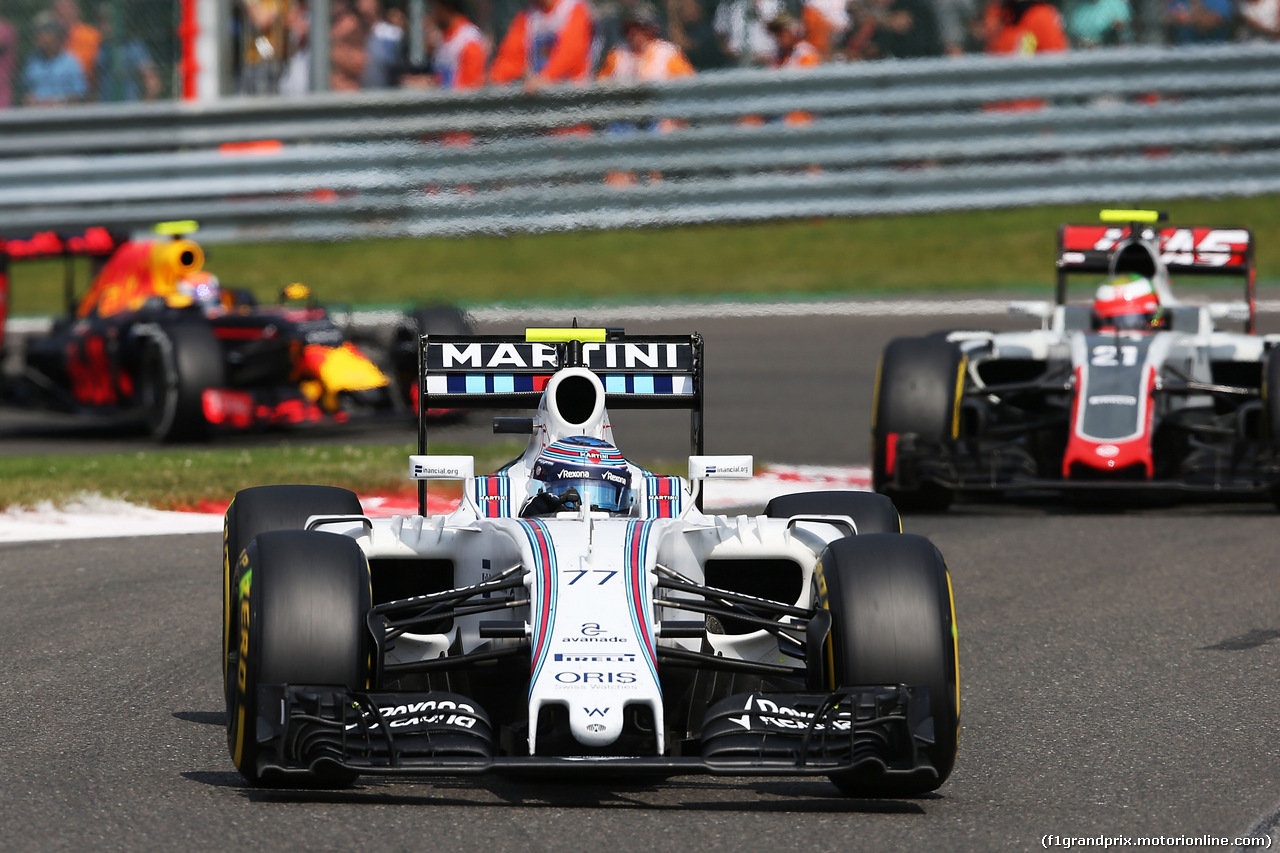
left=873, top=210, right=1280, bottom=511
left=0, top=226, right=470, bottom=440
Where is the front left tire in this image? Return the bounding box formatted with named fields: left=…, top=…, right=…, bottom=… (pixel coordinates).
left=815, top=533, right=959, bottom=797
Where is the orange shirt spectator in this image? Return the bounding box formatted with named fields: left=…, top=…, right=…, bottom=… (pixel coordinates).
left=489, top=0, right=594, bottom=87
left=597, top=12, right=694, bottom=82
left=432, top=0, right=489, bottom=89
left=986, top=0, right=1068, bottom=54
left=53, top=0, right=100, bottom=82
left=982, top=0, right=1066, bottom=111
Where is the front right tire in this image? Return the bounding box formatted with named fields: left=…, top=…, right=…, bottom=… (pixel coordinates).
left=815, top=533, right=959, bottom=797
left=226, top=530, right=372, bottom=786
left=222, top=485, right=363, bottom=714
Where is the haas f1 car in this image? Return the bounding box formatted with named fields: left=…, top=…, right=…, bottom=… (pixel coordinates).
left=222, top=328, right=960, bottom=796
left=0, top=226, right=470, bottom=441
left=873, top=210, right=1280, bottom=510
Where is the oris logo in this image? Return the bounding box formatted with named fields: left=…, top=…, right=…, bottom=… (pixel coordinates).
left=554, top=672, right=637, bottom=684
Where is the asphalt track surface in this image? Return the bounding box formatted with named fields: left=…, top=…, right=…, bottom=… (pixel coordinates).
left=5, top=308, right=1280, bottom=851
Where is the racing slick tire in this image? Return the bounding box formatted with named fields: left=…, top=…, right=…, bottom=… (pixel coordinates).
left=764, top=491, right=901, bottom=534
left=411, top=304, right=473, bottom=338
left=816, top=533, right=959, bottom=797
left=226, top=530, right=372, bottom=786
left=222, top=485, right=363, bottom=709
left=394, top=305, right=475, bottom=412
left=137, top=321, right=223, bottom=442
left=872, top=336, right=966, bottom=513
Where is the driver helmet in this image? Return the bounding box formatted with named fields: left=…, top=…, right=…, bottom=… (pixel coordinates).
left=530, top=436, right=634, bottom=515
left=1092, top=274, right=1163, bottom=331
left=177, top=271, right=223, bottom=309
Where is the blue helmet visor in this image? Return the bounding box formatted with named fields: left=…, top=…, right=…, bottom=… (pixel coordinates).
left=544, top=478, right=632, bottom=513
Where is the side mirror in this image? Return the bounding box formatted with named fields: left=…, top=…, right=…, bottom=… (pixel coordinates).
left=688, top=455, right=753, bottom=481
left=1007, top=300, right=1053, bottom=320
left=410, top=455, right=475, bottom=480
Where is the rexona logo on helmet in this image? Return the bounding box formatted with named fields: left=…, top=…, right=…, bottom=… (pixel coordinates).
left=1093, top=273, right=1164, bottom=331
left=531, top=436, right=634, bottom=514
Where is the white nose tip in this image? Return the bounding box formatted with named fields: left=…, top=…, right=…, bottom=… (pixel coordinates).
left=569, top=703, right=623, bottom=747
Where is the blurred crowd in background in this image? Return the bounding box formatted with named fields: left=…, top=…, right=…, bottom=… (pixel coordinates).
left=0, top=0, right=1274, bottom=106
left=0, top=0, right=168, bottom=106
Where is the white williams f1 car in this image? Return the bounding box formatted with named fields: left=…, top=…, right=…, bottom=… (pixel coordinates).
left=873, top=210, right=1280, bottom=511
left=222, top=328, right=960, bottom=797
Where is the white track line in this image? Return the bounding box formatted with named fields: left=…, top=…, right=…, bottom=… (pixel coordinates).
left=0, top=497, right=225, bottom=542
left=0, top=466, right=871, bottom=543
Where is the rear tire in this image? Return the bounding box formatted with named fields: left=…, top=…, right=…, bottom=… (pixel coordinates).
left=764, top=491, right=900, bottom=534
left=872, top=336, right=965, bottom=513
left=394, top=305, right=474, bottom=411
left=816, top=533, right=959, bottom=797
left=226, top=530, right=371, bottom=786
left=222, top=486, right=363, bottom=710
left=136, top=322, right=223, bottom=442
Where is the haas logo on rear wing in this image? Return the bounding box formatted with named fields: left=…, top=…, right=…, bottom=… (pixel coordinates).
left=1057, top=225, right=1253, bottom=276
left=420, top=331, right=702, bottom=407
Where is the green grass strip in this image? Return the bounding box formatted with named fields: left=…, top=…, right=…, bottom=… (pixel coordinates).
left=0, top=442, right=525, bottom=511
left=10, top=197, right=1280, bottom=316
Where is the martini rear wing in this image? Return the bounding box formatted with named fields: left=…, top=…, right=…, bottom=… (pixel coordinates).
left=1055, top=222, right=1255, bottom=330
left=417, top=327, right=705, bottom=456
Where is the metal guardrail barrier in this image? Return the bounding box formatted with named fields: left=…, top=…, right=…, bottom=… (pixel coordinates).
left=1, top=43, right=1278, bottom=242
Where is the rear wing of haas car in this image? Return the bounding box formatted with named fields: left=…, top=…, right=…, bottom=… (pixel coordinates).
left=1056, top=223, right=1256, bottom=329
left=417, top=327, right=705, bottom=454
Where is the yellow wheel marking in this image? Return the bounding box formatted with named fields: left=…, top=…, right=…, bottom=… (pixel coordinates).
left=945, top=566, right=960, bottom=756
left=951, top=354, right=967, bottom=440
left=233, top=707, right=246, bottom=766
